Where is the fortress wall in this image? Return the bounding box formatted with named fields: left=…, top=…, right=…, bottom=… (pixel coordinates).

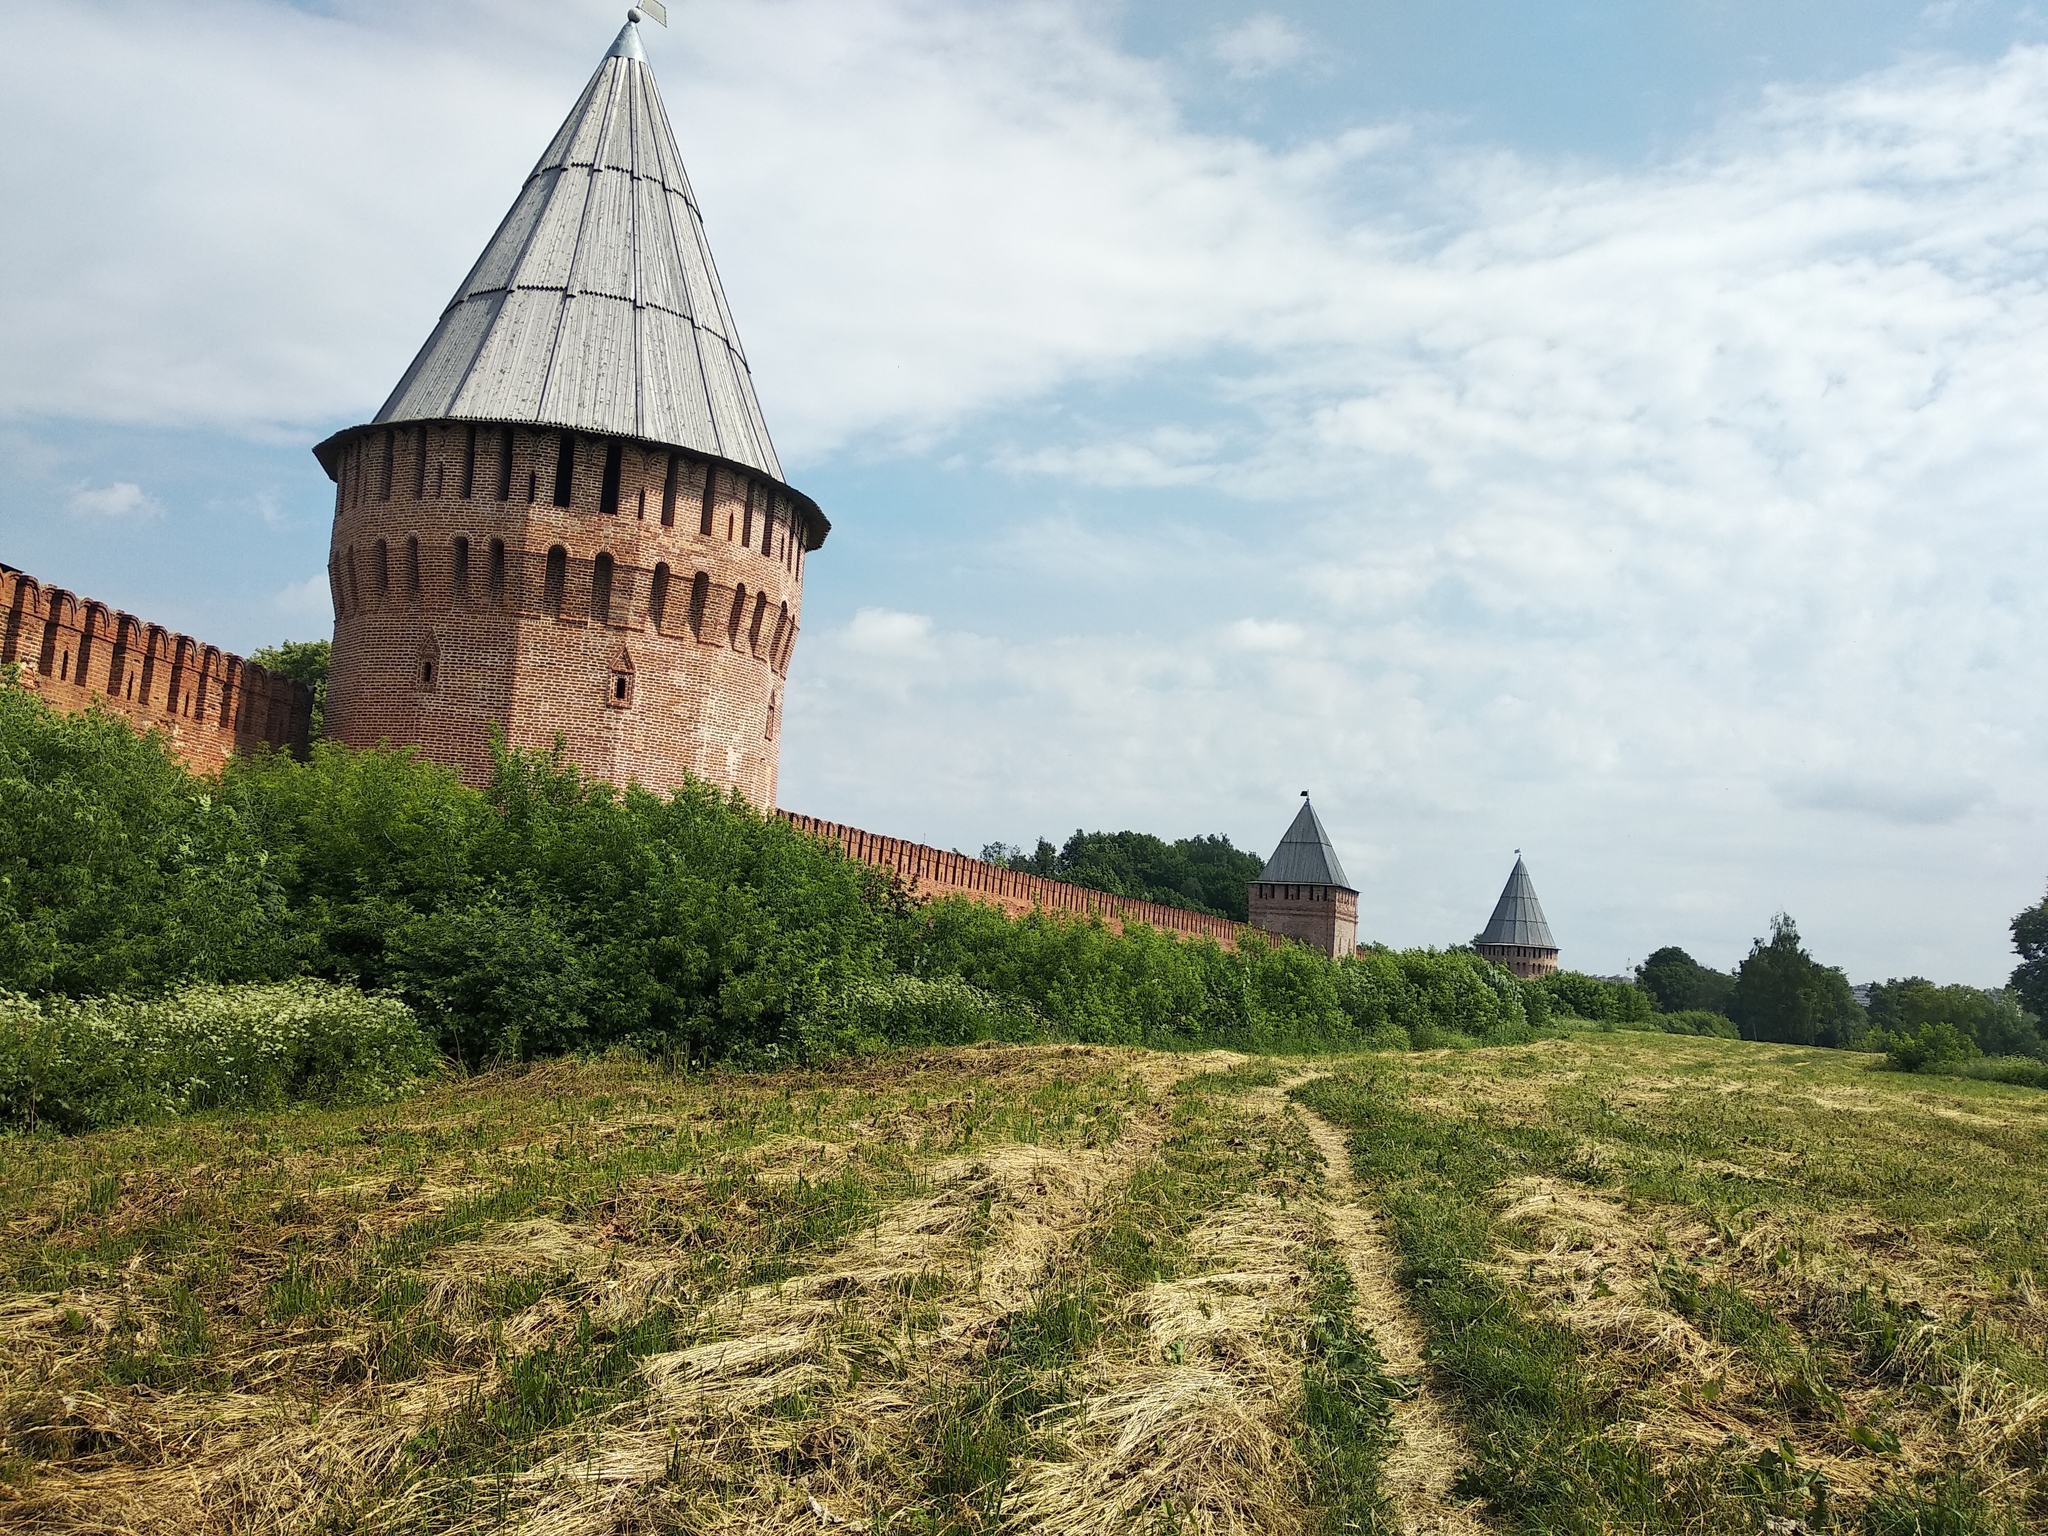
left=0, top=563, right=313, bottom=772
left=779, top=811, right=1245, bottom=948
left=324, top=422, right=809, bottom=804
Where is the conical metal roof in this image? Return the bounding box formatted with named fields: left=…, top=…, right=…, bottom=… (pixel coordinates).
left=1479, top=857, right=1556, bottom=949
left=1258, top=798, right=1353, bottom=888
left=367, top=16, right=787, bottom=484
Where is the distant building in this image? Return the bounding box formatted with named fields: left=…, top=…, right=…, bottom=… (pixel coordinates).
left=1477, top=855, right=1559, bottom=977
left=1248, top=796, right=1358, bottom=959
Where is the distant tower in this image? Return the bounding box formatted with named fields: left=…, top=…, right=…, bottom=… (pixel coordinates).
left=1476, top=854, right=1559, bottom=977
left=1248, top=794, right=1358, bottom=959
left=316, top=13, right=826, bottom=805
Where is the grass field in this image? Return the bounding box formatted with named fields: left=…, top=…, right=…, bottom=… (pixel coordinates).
left=1, top=1031, right=2043, bottom=1533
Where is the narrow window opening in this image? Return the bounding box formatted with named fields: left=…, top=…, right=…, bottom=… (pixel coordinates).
left=526, top=471, right=537, bottom=503
left=728, top=582, right=748, bottom=646
left=649, top=563, right=671, bottom=631
left=770, top=601, right=789, bottom=660
left=598, top=440, right=623, bottom=516
left=591, top=552, right=614, bottom=624
left=414, top=426, right=429, bottom=501
left=422, top=661, right=435, bottom=686
left=662, top=454, right=680, bottom=527
left=688, top=571, right=709, bottom=637
left=765, top=693, right=778, bottom=740
left=433, top=464, right=445, bottom=499
left=636, top=487, right=645, bottom=520
left=496, top=428, right=515, bottom=501
left=452, top=536, right=470, bottom=599
left=488, top=538, right=506, bottom=600
left=552, top=431, right=576, bottom=507
left=762, top=496, right=775, bottom=556
left=60, top=649, right=70, bottom=682
left=741, top=482, right=755, bottom=548
left=374, top=540, right=389, bottom=596
left=699, top=467, right=717, bottom=536
left=461, top=424, right=477, bottom=499
left=615, top=676, right=627, bottom=701
left=607, top=650, right=634, bottom=709
left=544, top=545, right=567, bottom=616
left=379, top=428, right=395, bottom=501
left=405, top=535, right=420, bottom=598
left=748, top=591, right=767, bottom=654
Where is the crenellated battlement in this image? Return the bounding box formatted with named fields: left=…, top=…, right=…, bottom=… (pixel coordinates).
left=0, top=563, right=312, bottom=772
left=779, top=811, right=1247, bottom=947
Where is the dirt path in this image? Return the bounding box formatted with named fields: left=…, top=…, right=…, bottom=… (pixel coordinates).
left=1263, top=1074, right=1492, bottom=1536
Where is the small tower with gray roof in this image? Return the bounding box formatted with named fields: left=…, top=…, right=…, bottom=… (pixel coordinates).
left=317, top=12, right=825, bottom=805
left=1248, top=794, right=1358, bottom=959
left=1476, top=854, right=1559, bottom=977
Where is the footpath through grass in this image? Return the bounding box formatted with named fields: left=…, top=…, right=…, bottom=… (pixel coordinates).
left=1297, top=1030, right=2048, bottom=1536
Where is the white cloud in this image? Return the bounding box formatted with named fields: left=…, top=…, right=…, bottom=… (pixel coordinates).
left=269, top=573, right=334, bottom=625
left=66, top=481, right=159, bottom=519
left=1208, top=13, right=1312, bottom=81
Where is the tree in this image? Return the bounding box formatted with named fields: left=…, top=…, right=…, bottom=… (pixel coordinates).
left=1865, top=977, right=2043, bottom=1060
left=251, top=639, right=330, bottom=741
left=2013, top=887, right=2048, bottom=1025
left=1729, top=914, right=1862, bottom=1047
left=1635, top=946, right=1736, bottom=1016
left=985, top=830, right=1265, bottom=920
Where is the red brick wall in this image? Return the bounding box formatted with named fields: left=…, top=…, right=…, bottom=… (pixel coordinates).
left=322, top=421, right=816, bottom=805
left=1478, top=942, right=1558, bottom=978
left=779, top=811, right=1246, bottom=948
left=1245, top=881, right=1358, bottom=959
left=0, top=563, right=312, bottom=772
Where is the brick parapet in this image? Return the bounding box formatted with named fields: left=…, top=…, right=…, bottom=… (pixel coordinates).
left=0, top=562, right=312, bottom=772
left=322, top=420, right=812, bottom=803
left=1477, top=942, right=1558, bottom=978
left=779, top=811, right=1245, bottom=948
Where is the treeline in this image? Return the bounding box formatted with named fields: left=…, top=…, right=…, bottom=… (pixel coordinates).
left=1634, top=915, right=2047, bottom=1078
left=981, top=830, right=1266, bottom=921
left=1, top=679, right=1654, bottom=1117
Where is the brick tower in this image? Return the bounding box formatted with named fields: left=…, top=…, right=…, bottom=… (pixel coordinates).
left=1476, top=854, right=1559, bottom=977
left=1247, top=794, right=1359, bottom=958
left=316, top=12, right=825, bottom=805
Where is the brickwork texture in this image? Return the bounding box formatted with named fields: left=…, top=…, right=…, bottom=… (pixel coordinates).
left=780, top=812, right=1246, bottom=948
left=1, top=563, right=312, bottom=771
left=1245, top=881, right=1359, bottom=960
left=320, top=422, right=815, bottom=806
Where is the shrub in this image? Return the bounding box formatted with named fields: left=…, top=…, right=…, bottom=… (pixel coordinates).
left=798, top=974, right=1044, bottom=1059
left=1538, top=970, right=1655, bottom=1026
left=0, top=980, right=439, bottom=1133
left=1880, top=1021, right=1982, bottom=1075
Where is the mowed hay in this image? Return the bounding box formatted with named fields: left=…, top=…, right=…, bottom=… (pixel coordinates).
left=0, top=1047, right=1195, bottom=1534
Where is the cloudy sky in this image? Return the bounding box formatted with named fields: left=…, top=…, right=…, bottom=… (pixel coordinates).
left=3, top=0, right=2045, bottom=985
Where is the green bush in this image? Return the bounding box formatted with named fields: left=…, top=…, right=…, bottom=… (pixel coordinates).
left=798, top=974, right=1044, bottom=1059
left=0, top=980, right=439, bottom=1132
left=1879, top=1021, right=1982, bottom=1075
left=1538, top=969, right=1655, bottom=1025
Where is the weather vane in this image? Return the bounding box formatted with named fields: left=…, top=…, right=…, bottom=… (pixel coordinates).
left=628, top=2, right=668, bottom=25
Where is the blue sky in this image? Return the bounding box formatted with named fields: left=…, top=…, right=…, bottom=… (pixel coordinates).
left=3, top=0, right=2046, bottom=986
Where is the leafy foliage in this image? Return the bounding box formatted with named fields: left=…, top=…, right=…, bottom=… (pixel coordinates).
left=1635, top=945, right=1736, bottom=1016
left=1863, top=977, right=2042, bottom=1060
left=0, top=980, right=436, bottom=1132
left=983, top=829, right=1266, bottom=920
left=249, top=639, right=330, bottom=741
left=0, top=678, right=1559, bottom=1073
left=2006, top=886, right=2048, bottom=1026
left=1730, top=914, right=1863, bottom=1046
left=1537, top=969, right=1655, bottom=1025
